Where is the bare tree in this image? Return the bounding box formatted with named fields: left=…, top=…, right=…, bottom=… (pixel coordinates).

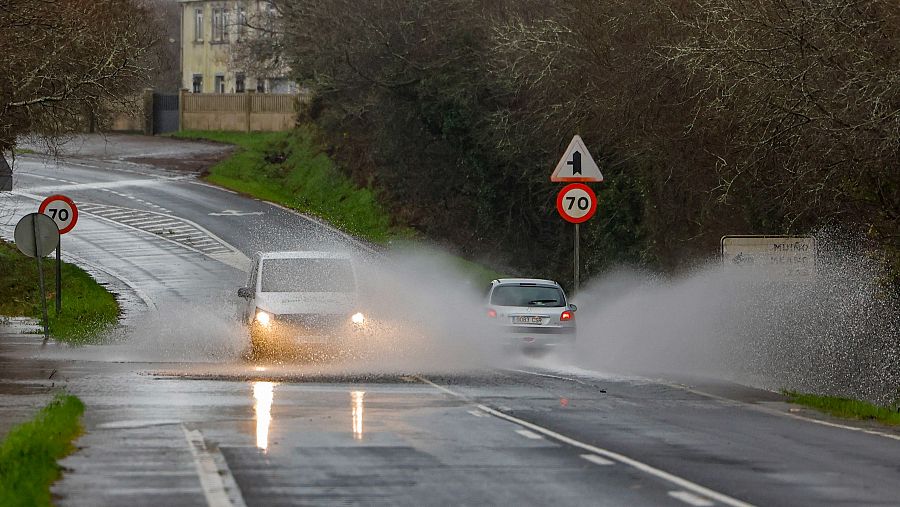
left=0, top=0, right=157, bottom=152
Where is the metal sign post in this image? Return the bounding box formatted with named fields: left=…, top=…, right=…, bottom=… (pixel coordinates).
left=39, top=195, right=78, bottom=316
left=14, top=213, right=60, bottom=339
left=56, top=239, right=61, bottom=315
left=556, top=183, right=597, bottom=294
left=574, top=223, right=580, bottom=293
left=552, top=136, right=603, bottom=295
left=33, top=217, right=49, bottom=338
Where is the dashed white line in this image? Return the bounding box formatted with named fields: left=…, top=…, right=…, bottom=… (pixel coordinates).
left=467, top=410, right=488, bottom=418
left=415, top=376, right=753, bottom=507
left=669, top=490, right=715, bottom=506
left=515, top=429, right=544, bottom=440
left=580, top=454, right=614, bottom=466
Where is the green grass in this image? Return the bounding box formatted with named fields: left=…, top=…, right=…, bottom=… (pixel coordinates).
left=0, top=394, right=85, bottom=507
left=12, top=147, right=36, bottom=155
left=171, top=127, right=406, bottom=243
left=0, top=240, right=119, bottom=343
left=784, top=391, right=900, bottom=425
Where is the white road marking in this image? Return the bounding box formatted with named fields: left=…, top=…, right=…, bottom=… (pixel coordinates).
left=190, top=180, right=239, bottom=194
left=504, top=368, right=589, bottom=385
left=24, top=177, right=176, bottom=193
left=661, top=381, right=900, bottom=443
left=182, top=425, right=246, bottom=507
left=540, top=365, right=900, bottom=443
left=669, top=490, right=715, bottom=506
left=208, top=210, right=265, bottom=216
left=467, top=410, right=488, bottom=418
left=515, top=429, right=544, bottom=440
left=416, top=376, right=754, bottom=507
left=580, top=453, right=614, bottom=466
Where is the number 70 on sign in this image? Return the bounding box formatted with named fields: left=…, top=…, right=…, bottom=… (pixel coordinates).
left=556, top=183, right=597, bottom=224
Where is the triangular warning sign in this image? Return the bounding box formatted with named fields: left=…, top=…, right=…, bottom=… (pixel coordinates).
left=551, top=135, right=603, bottom=182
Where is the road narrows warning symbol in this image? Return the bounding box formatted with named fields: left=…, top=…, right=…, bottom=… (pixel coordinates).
left=551, top=135, right=603, bottom=183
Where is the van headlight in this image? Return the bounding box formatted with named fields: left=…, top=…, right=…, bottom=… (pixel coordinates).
left=255, top=310, right=273, bottom=327
left=351, top=312, right=366, bottom=325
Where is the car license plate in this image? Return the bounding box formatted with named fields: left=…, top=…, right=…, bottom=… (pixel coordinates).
left=513, top=316, right=542, bottom=324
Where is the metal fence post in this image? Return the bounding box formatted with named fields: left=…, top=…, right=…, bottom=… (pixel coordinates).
left=179, top=88, right=187, bottom=132
left=246, top=93, right=252, bottom=132
left=143, top=88, right=154, bottom=136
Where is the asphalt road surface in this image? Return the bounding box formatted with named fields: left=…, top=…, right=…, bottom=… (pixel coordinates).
left=1, top=135, right=898, bottom=507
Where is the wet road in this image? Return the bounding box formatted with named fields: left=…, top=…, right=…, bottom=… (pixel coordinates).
left=2, top=135, right=899, bottom=506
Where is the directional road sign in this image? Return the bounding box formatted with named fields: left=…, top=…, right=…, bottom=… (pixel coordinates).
left=721, top=235, right=817, bottom=281
left=551, top=135, right=603, bottom=182
left=38, top=194, right=79, bottom=234
left=556, top=183, right=597, bottom=224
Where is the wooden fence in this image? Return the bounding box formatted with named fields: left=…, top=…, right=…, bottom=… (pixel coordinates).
left=180, top=90, right=309, bottom=132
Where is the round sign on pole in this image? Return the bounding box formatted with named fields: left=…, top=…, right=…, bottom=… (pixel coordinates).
left=14, top=213, right=60, bottom=258
left=556, top=183, right=597, bottom=224
left=38, top=194, right=78, bottom=234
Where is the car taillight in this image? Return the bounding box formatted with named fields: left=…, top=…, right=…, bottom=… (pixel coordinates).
left=560, top=311, right=573, bottom=321
left=487, top=309, right=497, bottom=318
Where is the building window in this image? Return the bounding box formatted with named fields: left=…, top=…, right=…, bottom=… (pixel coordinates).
left=237, top=7, right=246, bottom=39
left=235, top=73, right=245, bottom=93
left=212, top=8, right=227, bottom=42
left=215, top=74, right=225, bottom=93
left=256, top=78, right=265, bottom=93
left=192, top=74, right=203, bottom=93
left=194, top=9, right=203, bottom=41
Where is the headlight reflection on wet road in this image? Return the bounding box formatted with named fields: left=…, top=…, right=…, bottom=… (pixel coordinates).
left=351, top=391, right=365, bottom=440
left=253, top=381, right=276, bottom=451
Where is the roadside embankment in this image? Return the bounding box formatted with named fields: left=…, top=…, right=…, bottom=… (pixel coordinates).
left=169, top=128, right=506, bottom=284
left=0, top=394, right=84, bottom=506
left=170, top=127, right=404, bottom=244
left=786, top=392, right=900, bottom=426
left=0, top=240, right=119, bottom=343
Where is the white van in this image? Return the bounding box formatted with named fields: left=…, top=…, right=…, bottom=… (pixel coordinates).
left=237, top=251, right=369, bottom=357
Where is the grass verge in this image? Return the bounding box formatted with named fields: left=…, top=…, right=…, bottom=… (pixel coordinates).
left=171, top=127, right=404, bottom=243
left=0, top=394, right=85, bottom=506
left=0, top=240, right=119, bottom=343
left=784, top=391, right=900, bottom=425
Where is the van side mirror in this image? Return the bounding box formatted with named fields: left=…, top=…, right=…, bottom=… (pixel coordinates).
left=237, top=287, right=252, bottom=299
left=569, top=304, right=578, bottom=312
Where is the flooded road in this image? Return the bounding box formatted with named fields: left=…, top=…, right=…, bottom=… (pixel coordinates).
left=2, top=135, right=899, bottom=506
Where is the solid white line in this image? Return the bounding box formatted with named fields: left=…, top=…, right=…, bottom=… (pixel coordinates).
left=182, top=425, right=246, bottom=507
left=580, top=453, right=615, bottom=466
left=662, top=381, right=900, bottom=443
left=669, top=490, right=715, bottom=506
left=416, top=376, right=753, bottom=507
left=504, top=368, right=589, bottom=385
left=515, top=429, right=544, bottom=440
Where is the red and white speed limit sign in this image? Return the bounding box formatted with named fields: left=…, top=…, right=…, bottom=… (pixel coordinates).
left=38, top=194, right=78, bottom=234
left=556, top=183, right=597, bottom=224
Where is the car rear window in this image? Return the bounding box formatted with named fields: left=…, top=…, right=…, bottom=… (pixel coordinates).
left=490, top=285, right=565, bottom=307
left=260, top=258, right=356, bottom=293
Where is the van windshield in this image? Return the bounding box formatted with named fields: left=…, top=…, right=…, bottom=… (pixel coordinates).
left=490, top=285, right=565, bottom=307
left=260, top=258, right=356, bottom=293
